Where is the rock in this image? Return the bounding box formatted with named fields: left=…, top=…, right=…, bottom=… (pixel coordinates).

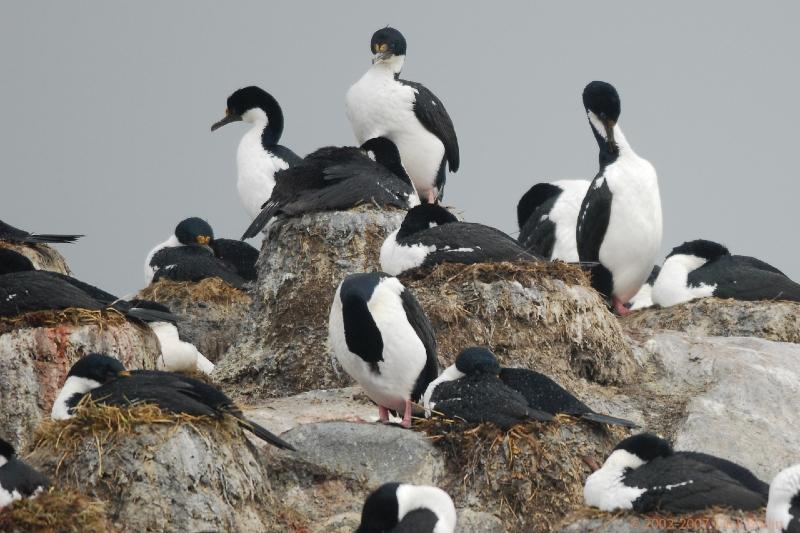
left=458, top=509, right=506, bottom=532
left=281, top=421, right=445, bottom=487
left=558, top=510, right=767, bottom=532
left=28, top=409, right=283, bottom=533
left=216, top=206, right=405, bottom=399
left=0, top=241, right=71, bottom=274
left=0, top=312, right=158, bottom=449
left=623, top=298, right=800, bottom=344
left=138, top=277, right=251, bottom=362
left=243, top=387, right=377, bottom=436
left=401, top=261, right=636, bottom=388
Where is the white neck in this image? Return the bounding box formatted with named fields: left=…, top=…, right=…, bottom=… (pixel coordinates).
left=371, top=54, right=405, bottom=76
left=396, top=484, right=457, bottom=533
left=651, top=254, right=714, bottom=307
left=51, top=376, right=101, bottom=420
left=768, top=464, right=800, bottom=532
left=422, top=364, right=465, bottom=415
left=587, top=111, right=634, bottom=157
left=583, top=450, right=646, bottom=511
left=144, top=234, right=181, bottom=284
left=149, top=321, right=213, bottom=374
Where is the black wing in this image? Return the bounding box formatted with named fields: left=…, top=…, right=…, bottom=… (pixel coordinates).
left=392, top=509, right=439, bottom=533
left=151, top=247, right=246, bottom=288
left=0, top=219, right=82, bottom=244
left=0, top=271, right=104, bottom=317
left=272, top=144, right=303, bottom=167
left=576, top=175, right=613, bottom=298
left=41, top=271, right=118, bottom=304
left=690, top=256, right=800, bottom=303
left=499, top=368, right=590, bottom=415
left=211, top=238, right=259, bottom=281
left=627, top=456, right=766, bottom=513
left=400, top=288, right=438, bottom=403
left=398, top=79, right=459, bottom=172
left=0, top=458, right=51, bottom=497
left=517, top=183, right=563, bottom=230
left=677, top=451, right=768, bottom=497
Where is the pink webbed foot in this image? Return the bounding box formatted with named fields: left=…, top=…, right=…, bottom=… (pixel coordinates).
left=400, top=399, right=413, bottom=429
left=378, top=405, right=390, bottom=424
left=612, top=296, right=631, bottom=316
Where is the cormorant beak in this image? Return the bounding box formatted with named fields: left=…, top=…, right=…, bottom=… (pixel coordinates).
left=211, top=111, right=242, bottom=132
left=196, top=235, right=211, bottom=245
left=372, top=43, right=393, bottom=64
left=602, top=117, right=618, bottom=154
left=117, top=370, right=131, bottom=377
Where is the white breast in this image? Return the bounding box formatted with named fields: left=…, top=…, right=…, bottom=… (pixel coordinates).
left=598, top=138, right=663, bottom=302
left=379, top=229, right=435, bottom=276
left=396, top=484, right=458, bottom=533
left=236, top=126, right=288, bottom=220
left=549, top=179, right=590, bottom=262
left=51, top=376, right=100, bottom=420
left=149, top=322, right=214, bottom=375
left=346, top=67, right=445, bottom=199
left=651, top=254, right=716, bottom=307
left=583, top=450, right=647, bottom=511
left=144, top=234, right=180, bottom=285
left=422, top=364, right=465, bottom=416
left=328, top=279, right=428, bottom=412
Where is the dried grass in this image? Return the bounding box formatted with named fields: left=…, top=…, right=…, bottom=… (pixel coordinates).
left=416, top=415, right=627, bottom=532
left=138, top=277, right=250, bottom=310
left=562, top=504, right=767, bottom=532
left=0, top=308, right=129, bottom=334
left=0, top=488, right=111, bottom=533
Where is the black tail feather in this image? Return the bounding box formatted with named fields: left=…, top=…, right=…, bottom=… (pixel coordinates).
left=240, top=418, right=296, bottom=451
left=122, top=305, right=181, bottom=324
left=581, top=412, right=639, bottom=428
left=530, top=408, right=556, bottom=422
left=241, top=202, right=279, bottom=240
left=25, top=233, right=84, bottom=244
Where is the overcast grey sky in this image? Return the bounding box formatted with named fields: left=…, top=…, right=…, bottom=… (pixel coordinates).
left=1, top=2, right=798, bottom=294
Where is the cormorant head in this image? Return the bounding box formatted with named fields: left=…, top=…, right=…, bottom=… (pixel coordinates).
left=612, top=433, right=673, bottom=463
left=455, top=347, right=502, bottom=376
left=360, top=137, right=412, bottom=185
left=356, top=482, right=401, bottom=533
left=211, top=86, right=285, bottom=142
left=66, top=353, right=129, bottom=384
left=174, top=217, right=214, bottom=246
left=583, top=81, right=621, bottom=155
left=667, top=239, right=729, bottom=263
left=356, top=483, right=456, bottom=533
left=0, top=248, right=36, bottom=274
left=397, top=204, right=458, bottom=238
left=370, top=27, right=407, bottom=73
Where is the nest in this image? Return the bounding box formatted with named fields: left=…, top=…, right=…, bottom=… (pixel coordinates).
left=0, top=488, right=110, bottom=533
left=0, top=308, right=129, bottom=334
left=561, top=504, right=767, bottom=532
left=401, top=261, right=635, bottom=387
left=416, top=415, right=627, bottom=532
left=32, top=398, right=239, bottom=472
left=139, top=277, right=250, bottom=310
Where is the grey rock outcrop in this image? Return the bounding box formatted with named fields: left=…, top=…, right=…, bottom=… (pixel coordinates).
left=0, top=316, right=158, bottom=449
left=216, top=206, right=405, bottom=399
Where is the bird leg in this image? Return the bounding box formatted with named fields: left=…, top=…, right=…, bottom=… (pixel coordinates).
left=378, top=405, right=390, bottom=424
left=426, top=189, right=437, bottom=204
left=401, top=399, right=413, bottom=428
left=612, top=296, right=631, bottom=316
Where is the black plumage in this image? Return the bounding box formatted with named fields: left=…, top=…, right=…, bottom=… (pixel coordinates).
left=211, top=238, right=259, bottom=281
left=400, top=289, right=438, bottom=403
left=0, top=437, right=51, bottom=508
left=150, top=245, right=246, bottom=289
left=62, top=354, right=294, bottom=451
left=242, top=137, right=417, bottom=239
left=0, top=219, right=82, bottom=244
left=390, top=509, right=439, bottom=532
left=517, top=183, right=562, bottom=257
left=576, top=176, right=614, bottom=298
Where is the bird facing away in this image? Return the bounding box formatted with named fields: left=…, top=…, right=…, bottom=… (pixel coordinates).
left=0, top=219, right=82, bottom=245
left=576, top=81, right=662, bottom=316
left=0, top=437, right=51, bottom=509
left=356, top=482, right=457, bottom=533
left=211, top=86, right=302, bottom=219
left=651, top=239, right=800, bottom=307
left=422, top=347, right=555, bottom=430
left=380, top=203, right=540, bottom=276
left=0, top=248, right=175, bottom=324
left=329, top=272, right=437, bottom=428
left=144, top=217, right=246, bottom=288
left=584, top=433, right=767, bottom=513
left=346, top=27, right=459, bottom=204
left=767, top=464, right=800, bottom=533
left=517, top=179, right=590, bottom=262
left=241, top=137, right=419, bottom=239
left=51, top=354, right=295, bottom=450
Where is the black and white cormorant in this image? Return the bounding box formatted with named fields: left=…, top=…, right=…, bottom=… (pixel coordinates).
left=627, top=265, right=661, bottom=311
left=576, top=81, right=662, bottom=316
left=651, top=239, right=800, bottom=307
left=241, top=137, right=419, bottom=239
left=380, top=204, right=540, bottom=276
left=517, top=180, right=589, bottom=262
left=767, top=464, right=800, bottom=533
left=584, top=433, right=768, bottom=513
left=0, top=437, right=50, bottom=509
left=51, top=354, right=295, bottom=450
left=0, top=248, right=175, bottom=323
left=0, top=219, right=82, bottom=245
left=210, top=238, right=259, bottom=281
left=346, top=27, right=459, bottom=204
left=356, top=482, right=457, bottom=533
left=211, top=86, right=302, bottom=220
left=329, top=272, right=437, bottom=428
left=144, top=218, right=247, bottom=288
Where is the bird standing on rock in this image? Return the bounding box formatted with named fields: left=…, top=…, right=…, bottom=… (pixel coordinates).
left=328, top=272, right=437, bottom=428
left=346, top=27, right=459, bottom=203
left=576, top=81, right=662, bottom=316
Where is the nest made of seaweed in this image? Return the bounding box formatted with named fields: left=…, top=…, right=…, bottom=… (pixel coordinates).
left=32, top=398, right=241, bottom=472
left=139, top=277, right=251, bottom=310
left=415, top=415, right=627, bottom=532
left=399, top=260, right=590, bottom=288
left=0, top=488, right=110, bottom=533
left=0, top=307, right=129, bottom=335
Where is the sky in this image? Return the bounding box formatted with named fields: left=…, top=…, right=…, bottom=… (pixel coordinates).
left=1, top=2, right=798, bottom=294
